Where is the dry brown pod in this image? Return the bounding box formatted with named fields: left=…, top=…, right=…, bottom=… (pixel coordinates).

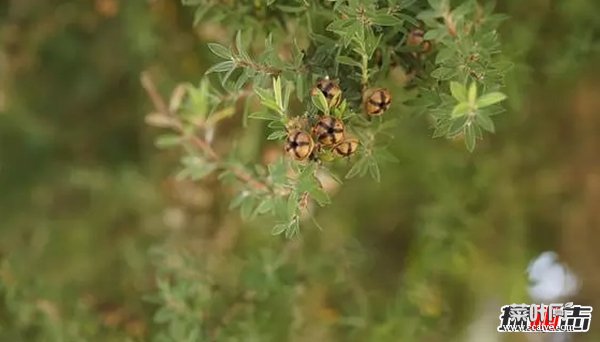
left=363, top=88, right=392, bottom=116
left=406, top=28, right=433, bottom=54
left=285, top=130, right=315, bottom=161
left=312, top=116, right=345, bottom=147
left=311, top=78, right=342, bottom=108
left=333, top=138, right=359, bottom=157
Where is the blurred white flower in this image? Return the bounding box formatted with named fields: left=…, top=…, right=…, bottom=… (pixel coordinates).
left=527, top=251, right=579, bottom=302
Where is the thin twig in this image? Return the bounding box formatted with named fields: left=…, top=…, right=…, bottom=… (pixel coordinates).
left=443, top=11, right=458, bottom=38
left=140, top=72, right=270, bottom=192
left=235, top=59, right=281, bottom=76
left=140, top=71, right=171, bottom=116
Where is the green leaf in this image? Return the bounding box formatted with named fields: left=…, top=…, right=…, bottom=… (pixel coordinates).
left=205, top=60, right=235, bottom=74
left=273, top=77, right=283, bottom=111
left=423, top=28, right=444, bottom=40
left=431, top=67, right=457, bottom=80
left=283, top=81, right=293, bottom=111
left=255, top=197, right=274, bottom=214
left=447, top=116, right=468, bottom=137
left=248, top=111, right=280, bottom=121
left=189, top=163, right=218, bottom=181
left=154, top=307, right=172, bottom=324
left=169, top=320, right=185, bottom=340
left=268, top=158, right=288, bottom=185
left=287, top=192, right=298, bottom=220
left=235, top=31, right=250, bottom=61
left=229, top=192, right=247, bottom=210
left=368, top=158, right=381, bottom=182
left=468, top=82, right=478, bottom=104
left=365, top=32, right=383, bottom=58
left=309, top=187, right=330, bottom=206
left=240, top=196, right=256, bottom=221
left=234, top=68, right=250, bottom=90
left=180, top=156, right=217, bottom=181
left=193, top=6, right=211, bottom=25
left=432, top=119, right=451, bottom=138
left=464, top=123, right=477, bottom=152
left=182, top=80, right=209, bottom=122
left=397, top=12, right=420, bottom=26
left=254, top=87, right=274, bottom=102
left=450, top=82, right=467, bottom=102
left=295, top=74, right=305, bottom=101
left=371, top=14, right=402, bottom=26
left=451, top=103, right=471, bottom=118
left=268, top=120, right=286, bottom=129
left=285, top=219, right=300, bottom=238
left=345, top=156, right=368, bottom=179
left=154, top=134, right=182, bottom=149
left=276, top=5, right=305, bottom=13
left=336, top=55, right=362, bottom=68
left=145, top=113, right=177, bottom=128
left=207, top=43, right=231, bottom=59
left=271, top=223, right=288, bottom=236
left=435, top=47, right=455, bottom=64
left=427, top=0, right=444, bottom=11
left=476, top=92, right=507, bottom=108
left=267, top=130, right=287, bottom=140
left=476, top=113, right=495, bottom=133
left=417, top=9, right=441, bottom=20
left=311, top=90, right=329, bottom=114
left=374, top=148, right=399, bottom=163
left=261, top=100, right=282, bottom=114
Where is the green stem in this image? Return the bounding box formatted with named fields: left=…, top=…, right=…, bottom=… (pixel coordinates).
left=361, top=52, right=369, bottom=91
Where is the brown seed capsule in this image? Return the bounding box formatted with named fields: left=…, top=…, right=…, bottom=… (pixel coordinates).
left=312, top=116, right=345, bottom=147
left=406, top=28, right=432, bottom=54
left=311, top=78, right=342, bottom=108
left=333, top=138, right=359, bottom=157
left=285, top=130, right=314, bottom=161
left=364, top=88, right=392, bottom=116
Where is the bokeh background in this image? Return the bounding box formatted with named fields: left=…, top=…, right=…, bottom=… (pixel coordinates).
left=0, top=0, right=599, bottom=341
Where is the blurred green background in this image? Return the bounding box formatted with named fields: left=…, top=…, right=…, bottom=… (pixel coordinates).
left=0, top=0, right=599, bottom=341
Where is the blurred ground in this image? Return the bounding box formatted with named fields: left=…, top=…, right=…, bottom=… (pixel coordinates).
left=0, top=0, right=599, bottom=341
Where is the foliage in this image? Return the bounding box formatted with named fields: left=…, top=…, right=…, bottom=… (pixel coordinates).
left=146, top=0, right=511, bottom=236
left=1, top=0, right=599, bottom=341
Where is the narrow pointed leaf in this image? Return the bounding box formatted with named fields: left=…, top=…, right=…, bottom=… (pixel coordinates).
left=476, top=92, right=507, bottom=108
left=207, top=43, right=231, bottom=59
left=451, top=103, right=471, bottom=118
left=450, top=82, right=467, bottom=102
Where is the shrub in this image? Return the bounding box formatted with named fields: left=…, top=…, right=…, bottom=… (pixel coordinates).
left=144, top=0, right=510, bottom=236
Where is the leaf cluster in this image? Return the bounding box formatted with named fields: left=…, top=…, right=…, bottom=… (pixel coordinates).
left=148, top=0, right=513, bottom=235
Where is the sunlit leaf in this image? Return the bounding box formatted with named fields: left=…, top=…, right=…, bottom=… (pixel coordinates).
left=468, top=82, right=478, bottom=104
left=154, top=134, right=182, bottom=148
left=464, top=123, right=477, bottom=152
left=205, top=61, right=235, bottom=74
left=207, top=43, right=231, bottom=59
left=451, top=103, right=471, bottom=118
left=476, top=92, right=507, bottom=108
left=450, top=82, right=467, bottom=102
left=271, top=223, right=288, bottom=235
left=371, top=14, right=402, bottom=26
left=476, top=113, right=495, bottom=133
left=336, top=55, right=362, bottom=68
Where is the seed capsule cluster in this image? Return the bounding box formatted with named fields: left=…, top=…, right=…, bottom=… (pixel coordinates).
left=284, top=118, right=356, bottom=161
left=284, top=78, right=393, bottom=162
